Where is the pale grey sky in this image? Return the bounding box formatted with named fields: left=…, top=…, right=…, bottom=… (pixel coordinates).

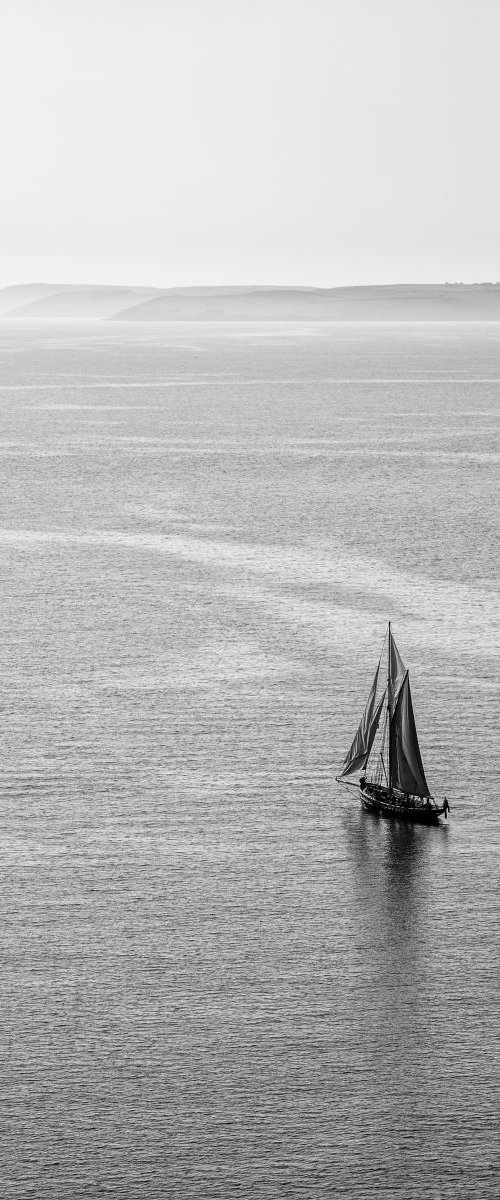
left=1, top=0, right=499, bottom=288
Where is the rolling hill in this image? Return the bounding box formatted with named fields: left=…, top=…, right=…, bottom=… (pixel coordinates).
left=2, top=282, right=500, bottom=321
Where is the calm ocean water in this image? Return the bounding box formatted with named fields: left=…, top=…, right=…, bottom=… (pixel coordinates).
left=1, top=321, right=499, bottom=1199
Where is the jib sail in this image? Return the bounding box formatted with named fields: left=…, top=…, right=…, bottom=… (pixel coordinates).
left=340, top=666, right=385, bottom=778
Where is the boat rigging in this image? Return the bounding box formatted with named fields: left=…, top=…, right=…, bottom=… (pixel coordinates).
left=336, top=624, right=448, bottom=825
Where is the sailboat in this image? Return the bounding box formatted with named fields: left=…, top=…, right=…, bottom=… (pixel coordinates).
left=336, top=624, right=447, bottom=825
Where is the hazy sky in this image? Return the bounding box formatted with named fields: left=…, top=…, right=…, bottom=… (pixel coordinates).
left=1, top=0, right=499, bottom=288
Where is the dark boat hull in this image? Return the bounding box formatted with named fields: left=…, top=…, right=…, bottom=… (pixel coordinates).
left=360, top=784, right=443, bottom=825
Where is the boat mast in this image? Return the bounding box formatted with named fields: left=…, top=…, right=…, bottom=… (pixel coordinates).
left=387, top=621, right=392, bottom=792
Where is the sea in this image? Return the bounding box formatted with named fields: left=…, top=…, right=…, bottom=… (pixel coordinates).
left=1, top=320, right=499, bottom=1199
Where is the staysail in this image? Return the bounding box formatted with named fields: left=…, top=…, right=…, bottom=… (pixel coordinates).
left=340, top=666, right=385, bottom=778
left=389, top=671, right=430, bottom=796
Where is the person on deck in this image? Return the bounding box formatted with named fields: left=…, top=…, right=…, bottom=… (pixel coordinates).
left=443, top=796, right=450, bottom=818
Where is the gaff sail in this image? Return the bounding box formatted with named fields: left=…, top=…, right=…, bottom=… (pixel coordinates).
left=339, top=666, right=385, bottom=778
left=389, top=671, right=430, bottom=796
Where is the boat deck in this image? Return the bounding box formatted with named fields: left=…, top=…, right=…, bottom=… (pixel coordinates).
left=360, top=783, right=443, bottom=825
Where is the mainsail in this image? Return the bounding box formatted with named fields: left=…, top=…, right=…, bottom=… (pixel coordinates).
left=389, top=671, right=430, bottom=796
left=388, top=628, right=406, bottom=712
left=340, top=665, right=385, bottom=778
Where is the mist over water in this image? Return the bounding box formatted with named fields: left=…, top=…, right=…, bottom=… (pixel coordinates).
left=1, top=322, right=499, bottom=1198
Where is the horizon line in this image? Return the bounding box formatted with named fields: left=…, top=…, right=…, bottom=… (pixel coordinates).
left=2, top=280, right=500, bottom=293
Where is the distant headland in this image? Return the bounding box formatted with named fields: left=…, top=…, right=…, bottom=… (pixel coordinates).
left=2, top=282, right=500, bottom=321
